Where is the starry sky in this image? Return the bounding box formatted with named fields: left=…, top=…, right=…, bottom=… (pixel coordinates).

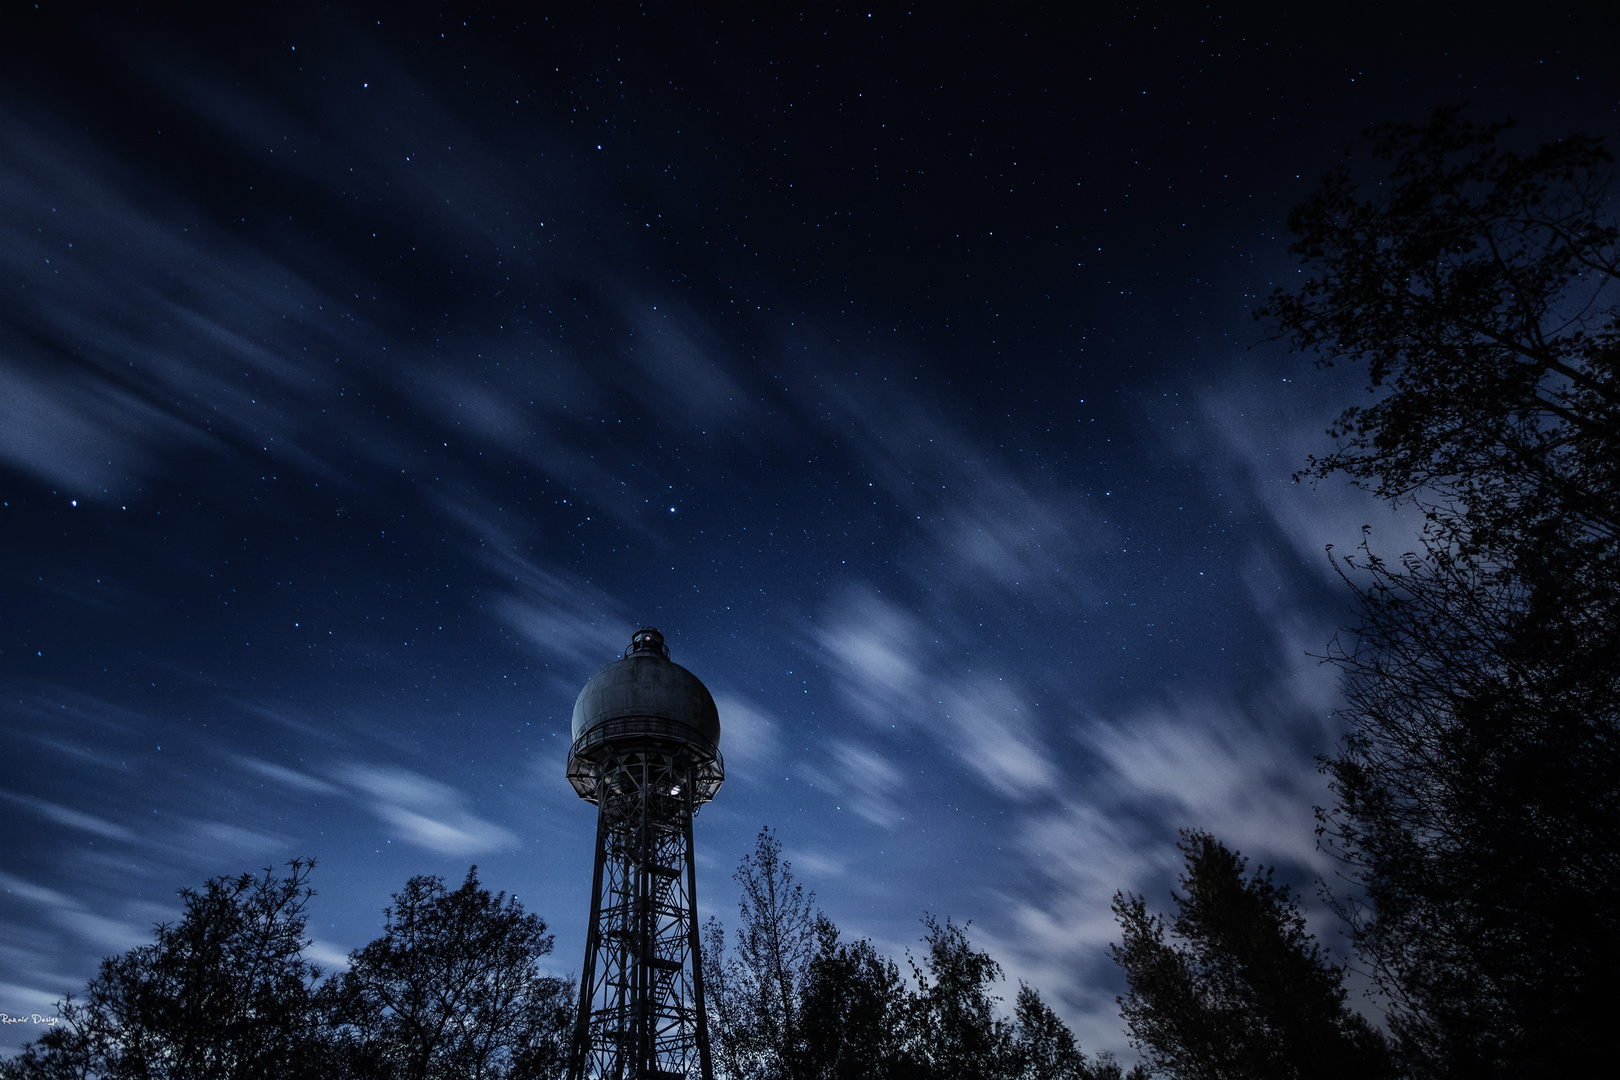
left=3, top=3, right=1617, bottom=1059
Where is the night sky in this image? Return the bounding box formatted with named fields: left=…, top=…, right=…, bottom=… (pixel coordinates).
left=3, top=4, right=1617, bottom=1059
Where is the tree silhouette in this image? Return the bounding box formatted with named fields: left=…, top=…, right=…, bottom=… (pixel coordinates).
left=797, top=916, right=913, bottom=1080
left=704, top=827, right=1116, bottom=1080
left=1262, top=106, right=1619, bottom=556
left=1007, top=984, right=1090, bottom=1080
left=907, top=916, right=1135, bottom=1080
left=1110, top=831, right=1390, bottom=1080
left=328, top=867, right=572, bottom=1080
left=1005, top=984, right=1148, bottom=1080
left=2, top=861, right=574, bottom=1080
left=703, top=828, right=818, bottom=1080
left=1263, top=107, right=1620, bottom=1077
left=1, top=859, right=331, bottom=1080
left=904, top=916, right=1014, bottom=1080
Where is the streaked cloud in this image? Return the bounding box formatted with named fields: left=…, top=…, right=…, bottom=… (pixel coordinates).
left=1193, top=371, right=1415, bottom=583
left=0, top=792, right=138, bottom=842
left=0, top=872, right=150, bottom=956
left=813, top=590, right=1059, bottom=800
left=709, top=693, right=784, bottom=777
left=233, top=756, right=341, bottom=796
left=303, top=938, right=353, bottom=974
left=795, top=739, right=906, bottom=829
left=339, top=764, right=517, bottom=856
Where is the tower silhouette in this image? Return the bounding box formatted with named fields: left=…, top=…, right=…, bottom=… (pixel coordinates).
left=566, top=626, right=723, bottom=1080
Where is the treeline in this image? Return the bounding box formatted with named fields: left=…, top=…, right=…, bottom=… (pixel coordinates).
left=0, top=861, right=573, bottom=1080
left=0, top=838, right=1135, bottom=1080
left=701, top=828, right=1141, bottom=1080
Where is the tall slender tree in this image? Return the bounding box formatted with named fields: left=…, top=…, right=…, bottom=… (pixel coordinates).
left=703, top=828, right=818, bottom=1080
left=1007, top=984, right=1088, bottom=1080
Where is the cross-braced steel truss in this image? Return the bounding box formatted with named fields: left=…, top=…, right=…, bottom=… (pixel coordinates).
left=569, top=739, right=721, bottom=1080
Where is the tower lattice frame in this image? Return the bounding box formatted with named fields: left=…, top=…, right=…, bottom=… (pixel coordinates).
left=567, top=732, right=723, bottom=1080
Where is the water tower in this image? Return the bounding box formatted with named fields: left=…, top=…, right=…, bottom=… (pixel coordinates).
left=566, top=626, right=723, bottom=1080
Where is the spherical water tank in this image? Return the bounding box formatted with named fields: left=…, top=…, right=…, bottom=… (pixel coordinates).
left=570, top=627, right=721, bottom=753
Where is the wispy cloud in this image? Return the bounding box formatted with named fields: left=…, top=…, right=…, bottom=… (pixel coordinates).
left=827, top=740, right=905, bottom=828
left=813, top=590, right=1059, bottom=800
left=1193, top=371, right=1415, bottom=582
left=796, top=739, right=907, bottom=829
left=304, top=938, right=353, bottom=974
left=0, top=792, right=138, bottom=842
left=0, top=872, right=150, bottom=956
left=785, top=847, right=849, bottom=882
left=488, top=571, right=630, bottom=671
left=233, top=756, right=341, bottom=796
left=183, top=820, right=291, bottom=854
left=709, top=693, right=783, bottom=777
left=440, top=497, right=633, bottom=670
left=0, top=363, right=197, bottom=501
left=1084, top=709, right=1325, bottom=865
left=612, top=289, right=759, bottom=429
left=339, top=764, right=516, bottom=856
left=0, top=105, right=389, bottom=504
left=0, top=873, right=75, bottom=911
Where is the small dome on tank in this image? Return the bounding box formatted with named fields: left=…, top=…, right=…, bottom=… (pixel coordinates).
left=570, top=626, right=721, bottom=749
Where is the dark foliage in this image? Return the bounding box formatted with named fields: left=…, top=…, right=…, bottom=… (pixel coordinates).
left=1008, top=985, right=1088, bottom=1080
left=1319, top=534, right=1620, bottom=1078
left=1007, top=986, right=1145, bottom=1080
left=904, top=915, right=1014, bottom=1080
left=705, top=826, right=1125, bottom=1080
left=702, top=828, right=819, bottom=1080
left=1110, top=831, right=1390, bottom=1080
left=328, top=867, right=572, bottom=1080
left=0, top=860, right=331, bottom=1080
left=1261, top=105, right=1619, bottom=556
left=797, top=916, right=913, bottom=1080
left=906, top=917, right=1143, bottom=1080
left=1, top=862, right=571, bottom=1080
left=1263, top=107, right=1620, bottom=1077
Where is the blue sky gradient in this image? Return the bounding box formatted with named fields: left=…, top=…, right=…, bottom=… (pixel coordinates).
left=3, top=4, right=1617, bottom=1058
